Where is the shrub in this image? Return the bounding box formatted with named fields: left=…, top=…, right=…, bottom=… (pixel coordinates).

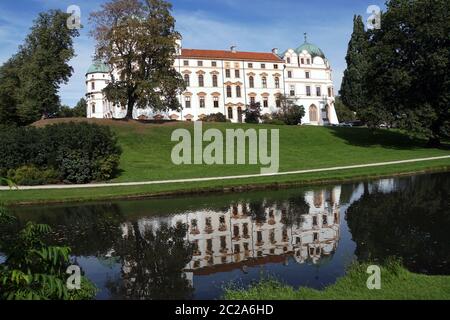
left=244, top=102, right=262, bottom=124
left=7, top=165, right=59, bottom=186
left=261, top=114, right=285, bottom=126
left=0, top=122, right=122, bottom=184
left=202, top=113, right=228, bottom=123
left=273, top=105, right=306, bottom=125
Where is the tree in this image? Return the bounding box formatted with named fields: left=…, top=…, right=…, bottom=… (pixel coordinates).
left=340, top=15, right=370, bottom=118
left=90, top=0, right=186, bottom=119
left=334, top=96, right=356, bottom=123
left=272, top=94, right=305, bottom=125
left=244, top=102, right=262, bottom=124
left=73, top=98, right=87, bottom=117
left=364, top=0, right=450, bottom=146
left=0, top=10, right=79, bottom=126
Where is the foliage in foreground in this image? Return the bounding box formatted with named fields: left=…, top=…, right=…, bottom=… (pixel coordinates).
left=0, top=206, right=97, bottom=300
left=224, top=260, right=450, bottom=300
left=0, top=122, right=122, bottom=185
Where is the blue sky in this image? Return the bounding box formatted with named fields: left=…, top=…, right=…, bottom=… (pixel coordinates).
left=0, top=0, right=385, bottom=107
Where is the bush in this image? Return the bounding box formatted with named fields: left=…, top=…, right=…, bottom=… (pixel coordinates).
left=202, top=113, right=228, bottom=123
left=273, top=105, right=306, bottom=125
left=7, top=165, right=59, bottom=186
left=261, top=114, right=285, bottom=126
left=0, top=122, right=122, bottom=185
left=244, top=103, right=262, bottom=124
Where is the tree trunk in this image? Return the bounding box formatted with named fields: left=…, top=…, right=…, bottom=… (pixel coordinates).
left=126, top=99, right=134, bottom=119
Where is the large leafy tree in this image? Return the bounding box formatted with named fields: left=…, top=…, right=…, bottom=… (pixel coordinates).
left=365, top=0, right=450, bottom=145
left=90, top=0, right=185, bottom=119
left=340, top=16, right=369, bottom=117
left=0, top=10, right=79, bottom=126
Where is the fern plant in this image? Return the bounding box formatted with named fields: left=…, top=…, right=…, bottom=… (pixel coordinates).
left=0, top=206, right=97, bottom=300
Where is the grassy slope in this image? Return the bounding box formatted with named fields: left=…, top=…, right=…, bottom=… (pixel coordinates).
left=224, top=262, right=450, bottom=300
left=2, top=119, right=450, bottom=204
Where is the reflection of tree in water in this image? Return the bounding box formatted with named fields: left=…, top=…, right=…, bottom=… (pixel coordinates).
left=46, top=204, right=124, bottom=257
left=107, top=222, right=194, bottom=300
left=281, top=195, right=310, bottom=227
left=346, top=174, right=450, bottom=275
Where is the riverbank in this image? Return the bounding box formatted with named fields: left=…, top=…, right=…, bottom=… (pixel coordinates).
left=224, top=261, right=450, bottom=300
left=1, top=119, right=450, bottom=205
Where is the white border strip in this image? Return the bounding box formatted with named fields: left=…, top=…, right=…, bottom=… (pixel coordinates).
left=1, top=155, right=450, bottom=191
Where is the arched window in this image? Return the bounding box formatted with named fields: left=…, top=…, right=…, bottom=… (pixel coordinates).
left=198, top=74, right=204, bottom=87
left=199, top=96, right=205, bottom=108
left=275, top=77, right=280, bottom=89
left=184, top=74, right=190, bottom=86
left=226, top=85, right=232, bottom=98
left=227, top=107, right=233, bottom=119
left=212, top=75, right=218, bottom=87
left=237, top=107, right=243, bottom=123
left=262, top=77, right=267, bottom=88
left=249, top=76, right=254, bottom=88
left=91, top=103, right=96, bottom=114
left=309, top=105, right=318, bottom=122
left=236, top=85, right=241, bottom=98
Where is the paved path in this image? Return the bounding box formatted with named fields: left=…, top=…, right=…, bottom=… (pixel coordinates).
left=1, top=155, right=450, bottom=191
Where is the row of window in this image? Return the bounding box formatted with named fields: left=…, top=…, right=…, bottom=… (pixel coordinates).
left=184, top=96, right=273, bottom=109
left=287, top=70, right=311, bottom=79
left=289, top=86, right=334, bottom=97
left=183, top=60, right=279, bottom=70
left=184, top=74, right=281, bottom=89
left=286, top=57, right=312, bottom=65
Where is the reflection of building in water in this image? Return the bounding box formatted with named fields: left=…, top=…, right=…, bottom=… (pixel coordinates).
left=121, top=186, right=341, bottom=276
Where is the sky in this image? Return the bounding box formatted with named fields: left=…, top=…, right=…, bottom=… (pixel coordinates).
left=0, top=0, right=386, bottom=107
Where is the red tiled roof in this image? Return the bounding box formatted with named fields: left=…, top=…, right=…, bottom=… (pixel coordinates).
left=180, top=49, right=284, bottom=63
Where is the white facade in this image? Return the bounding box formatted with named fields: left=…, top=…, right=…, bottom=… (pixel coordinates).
left=86, top=37, right=339, bottom=125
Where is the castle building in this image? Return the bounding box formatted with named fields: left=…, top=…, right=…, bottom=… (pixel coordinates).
left=86, top=35, right=339, bottom=125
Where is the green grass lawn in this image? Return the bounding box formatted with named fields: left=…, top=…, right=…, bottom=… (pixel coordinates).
left=224, top=261, right=450, bottom=300
left=1, top=119, right=450, bottom=205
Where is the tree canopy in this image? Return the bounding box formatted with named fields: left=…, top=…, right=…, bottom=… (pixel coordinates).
left=90, top=0, right=185, bottom=119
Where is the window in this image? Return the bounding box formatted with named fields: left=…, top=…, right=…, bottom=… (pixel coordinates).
left=198, top=75, right=204, bottom=87
left=275, top=77, right=280, bottom=89
left=184, top=74, right=190, bottom=86
left=249, top=76, right=254, bottom=88
left=228, top=107, right=233, bottom=119
left=316, top=86, right=321, bottom=97
left=287, top=57, right=291, bottom=64
left=307, top=58, right=311, bottom=64
left=226, top=85, right=232, bottom=98
left=263, top=97, right=269, bottom=108
left=261, top=63, right=266, bottom=69
left=305, top=71, right=310, bottom=79
left=274, top=64, right=278, bottom=69
left=290, top=85, right=295, bottom=97
left=262, top=77, right=267, bottom=88
left=212, top=75, right=218, bottom=87
left=301, top=58, right=304, bottom=64
left=250, top=96, right=256, bottom=104
left=197, top=61, right=203, bottom=67
left=328, top=87, right=332, bottom=97
left=199, top=96, right=205, bottom=108
left=225, top=69, right=231, bottom=78
left=211, top=61, right=217, bottom=67
left=235, top=69, right=240, bottom=78
left=185, top=96, right=191, bottom=108
left=91, top=103, right=96, bottom=114
left=248, top=63, right=253, bottom=68
left=183, top=60, right=189, bottom=66
left=306, top=86, right=311, bottom=96
left=91, top=82, right=95, bottom=90
left=276, top=98, right=281, bottom=108
left=287, top=71, right=292, bottom=78
left=236, top=86, right=242, bottom=98
left=213, top=96, right=219, bottom=108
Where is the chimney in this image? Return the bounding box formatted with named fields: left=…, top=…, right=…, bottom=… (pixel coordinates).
left=272, top=48, right=279, bottom=55
left=230, top=46, right=237, bottom=53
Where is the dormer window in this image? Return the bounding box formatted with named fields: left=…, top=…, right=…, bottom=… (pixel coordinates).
left=287, top=57, right=291, bottom=64
left=307, top=58, right=311, bottom=64
left=301, top=58, right=305, bottom=64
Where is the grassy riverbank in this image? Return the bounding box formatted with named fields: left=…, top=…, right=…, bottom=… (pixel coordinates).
left=224, top=261, right=450, bottom=300
left=1, top=119, right=450, bottom=205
